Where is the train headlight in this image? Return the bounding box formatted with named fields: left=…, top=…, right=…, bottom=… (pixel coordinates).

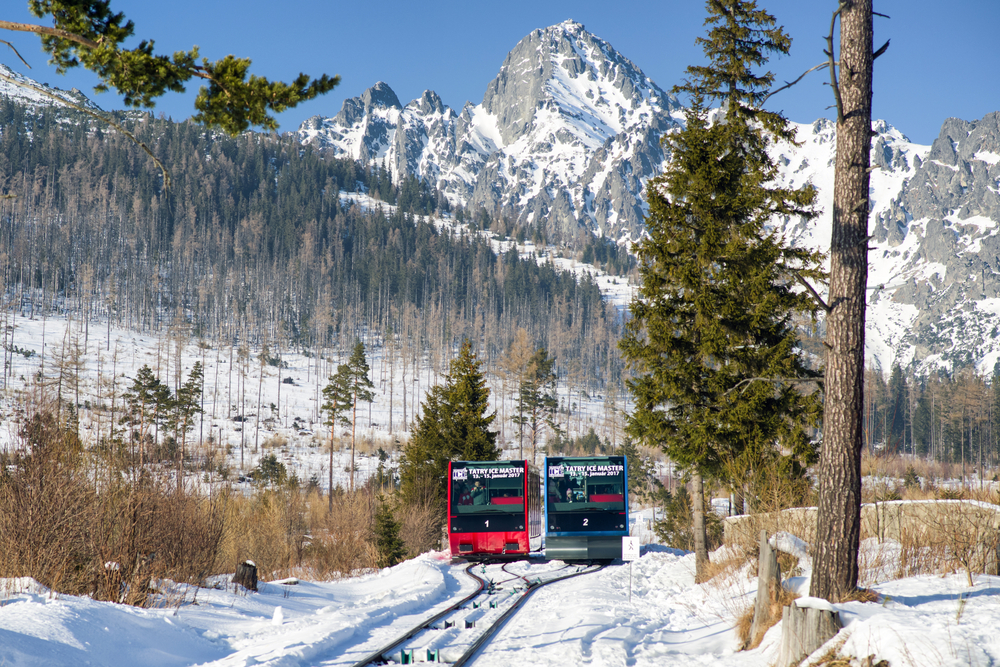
left=518, top=525, right=524, bottom=530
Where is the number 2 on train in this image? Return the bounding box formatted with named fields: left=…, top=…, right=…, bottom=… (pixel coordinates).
left=583, top=518, right=589, bottom=526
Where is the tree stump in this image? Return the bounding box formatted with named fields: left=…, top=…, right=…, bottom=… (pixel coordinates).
left=233, top=560, right=259, bottom=592
left=778, top=599, right=842, bottom=667
left=747, top=530, right=781, bottom=648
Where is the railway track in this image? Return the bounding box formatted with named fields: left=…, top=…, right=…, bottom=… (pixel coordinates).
left=348, top=559, right=605, bottom=667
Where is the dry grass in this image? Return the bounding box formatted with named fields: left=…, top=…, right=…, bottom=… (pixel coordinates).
left=0, top=420, right=226, bottom=605
left=0, top=401, right=397, bottom=605
left=395, top=499, right=443, bottom=556
left=217, top=486, right=379, bottom=582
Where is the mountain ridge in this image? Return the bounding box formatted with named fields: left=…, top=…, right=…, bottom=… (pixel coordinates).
left=5, top=24, right=1000, bottom=379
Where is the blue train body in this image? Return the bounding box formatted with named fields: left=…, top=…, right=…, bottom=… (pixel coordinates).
left=544, top=456, right=629, bottom=560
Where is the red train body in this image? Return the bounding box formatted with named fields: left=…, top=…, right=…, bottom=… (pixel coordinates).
left=447, top=460, right=542, bottom=558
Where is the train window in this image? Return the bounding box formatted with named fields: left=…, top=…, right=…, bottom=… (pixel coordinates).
left=546, top=457, right=626, bottom=512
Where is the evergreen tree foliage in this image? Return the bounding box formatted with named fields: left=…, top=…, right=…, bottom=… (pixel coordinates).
left=4, top=1, right=339, bottom=135
left=120, top=364, right=171, bottom=463
left=512, top=347, right=559, bottom=461
left=617, top=437, right=662, bottom=502
left=255, top=453, right=288, bottom=487
left=400, top=340, right=499, bottom=512
left=170, top=361, right=203, bottom=491
left=653, top=485, right=723, bottom=552
left=171, top=361, right=203, bottom=446
left=321, top=362, right=352, bottom=510
left=620, top=0, right=824, bottom=576
left=887, top=363, right=907, bottom=452
left=334, top=341, right=375, bottom=492
left=372, top=499, right=407, bottom=569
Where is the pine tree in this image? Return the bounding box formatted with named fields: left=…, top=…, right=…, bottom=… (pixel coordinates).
left=811, top=0, right=876, bottom=603
left=341, top=341, right=375, bottom=492
left=171, top=361, right=204, bottom=492
left=619, top=0, right=824, bottom=582
left=2, top=1, right=338, bottom=135
left=321, top=363, right=352, bottom=512
left=400, top=340, right=499, bottom=515
left=121, top=364, right=171, bottom=467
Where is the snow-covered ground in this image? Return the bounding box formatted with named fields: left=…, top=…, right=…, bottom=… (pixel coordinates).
left=2, top=536, right=998, bottom=667
left=0, top=310, right=627, bottom=491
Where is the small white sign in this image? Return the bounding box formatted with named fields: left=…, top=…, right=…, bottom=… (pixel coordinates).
left=622, top=536, right=639, bottom=561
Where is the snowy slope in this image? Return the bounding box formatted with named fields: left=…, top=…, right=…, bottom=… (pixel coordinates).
left=768, top=118, right=933, bottom=373
left=2, top=540, right=999, bottom=667
left=0, top=63, right=104, bottom=114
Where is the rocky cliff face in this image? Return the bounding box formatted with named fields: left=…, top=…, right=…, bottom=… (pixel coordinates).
left=865, top=113, right=1000, bottom=373
left=296, top=21, right=681, bottom=244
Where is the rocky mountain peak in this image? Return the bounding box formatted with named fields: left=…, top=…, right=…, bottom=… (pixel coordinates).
left=481, top=20, right=678, bottom=146
left=334, top=81, right=402, bottom=127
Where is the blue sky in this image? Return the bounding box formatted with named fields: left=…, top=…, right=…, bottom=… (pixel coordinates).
left=3, top=0, right=997, bottom=144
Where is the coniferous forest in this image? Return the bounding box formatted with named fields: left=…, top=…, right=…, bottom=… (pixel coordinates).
left=0, top=98, right=628, bottom=398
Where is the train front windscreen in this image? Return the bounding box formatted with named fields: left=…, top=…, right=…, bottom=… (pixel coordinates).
left=450, top=461, right=527, bottom=533
left=546, top=456, right=627, bottom=533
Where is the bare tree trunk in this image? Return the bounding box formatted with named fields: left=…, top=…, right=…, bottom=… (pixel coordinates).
left=692, top=472, right=709, bottom=583
left=812, top=0, right=873, bottom=602
left=327, top=414, right=337, bottom=514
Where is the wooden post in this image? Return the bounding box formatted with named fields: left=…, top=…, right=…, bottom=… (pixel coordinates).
left=233, top=560, right=259, bottom=592
left=778, top=599, right=843, bottom=667
left=747, top=530, right=781, bottom=648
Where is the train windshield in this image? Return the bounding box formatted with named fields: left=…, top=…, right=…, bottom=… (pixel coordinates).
left=451, top=461, right=526, bottom=514
left=546, top=457, right=626, bottom=512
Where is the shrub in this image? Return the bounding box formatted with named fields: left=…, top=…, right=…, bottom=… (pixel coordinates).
left=654, top=486, right=723, bottom=552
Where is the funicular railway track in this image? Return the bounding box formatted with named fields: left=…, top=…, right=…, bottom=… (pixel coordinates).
left=348, top=559, right=606, bottom=667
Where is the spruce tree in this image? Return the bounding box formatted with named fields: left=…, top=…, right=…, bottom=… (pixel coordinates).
left=513, top=347, right=559, bottom=462
left=372, top=499, right=407, bottom=568
left=619, top=0, right=824, bottom=581
left=400, top=340, right=499, bottom=516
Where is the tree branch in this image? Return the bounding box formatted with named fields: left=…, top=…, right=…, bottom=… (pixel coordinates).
left=1, top=38, right=31, bottom=68
left=826, top=2, right=847, bottom=123
left=761, top=61, right=829, bottom=105
left=873, top=39, right=890, bottom=60
left=792, top=269, right=831, bottom=312
left=0, top=19, right=99, bottom=49
left=727, top=376, right=824, bottom=396
left=0, top=68, right=171, bottom=190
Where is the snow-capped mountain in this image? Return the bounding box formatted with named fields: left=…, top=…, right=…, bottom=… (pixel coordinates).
left=298, top=20, right=1000, bottom=376
left=5, top=23, right=1000, bottom=377
left=297, top=20, right=682, bottom=244
left=0, top=63, right=103, bottom=114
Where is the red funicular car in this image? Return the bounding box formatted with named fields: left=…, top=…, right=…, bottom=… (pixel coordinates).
left=447, top=460, right=541, bottom=558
